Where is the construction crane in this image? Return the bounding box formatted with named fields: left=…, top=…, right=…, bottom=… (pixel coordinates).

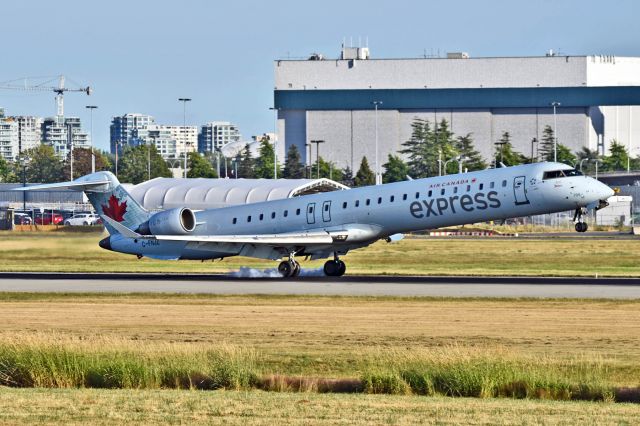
left=0, top=75, right=91, bottom=118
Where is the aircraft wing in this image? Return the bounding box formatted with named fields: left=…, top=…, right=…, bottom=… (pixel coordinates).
left=12, top=180, right=111, bottom=192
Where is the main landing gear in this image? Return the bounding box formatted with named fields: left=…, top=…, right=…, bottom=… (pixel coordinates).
left=573, top=207, right=588, bottom=233
left=278, top=252, right=301, bottom=278
left=324, top=254, right=346, bottom=277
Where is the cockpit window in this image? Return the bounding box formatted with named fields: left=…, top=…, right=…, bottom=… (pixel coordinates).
left=542, top=169, right=583, bottom=180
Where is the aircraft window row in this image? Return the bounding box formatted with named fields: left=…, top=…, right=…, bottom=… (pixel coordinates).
left=233, top=207, right=301, bottom=224
left=543, top=169, right=582, bottom=180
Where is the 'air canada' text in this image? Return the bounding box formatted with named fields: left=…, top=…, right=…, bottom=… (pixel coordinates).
left=409, top=191, right=501, bottom=218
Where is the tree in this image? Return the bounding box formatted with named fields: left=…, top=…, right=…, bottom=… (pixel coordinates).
left=382, top=154, right=409, bottom=183
left=554, top=144, right=577, bottom=166
left=603, top=140, right=629, bottom=172
left=400, top=118, right=458, bottom=178
left=0, top=157, right=17, bottom=183
left=283, top=145, right=305, bottom=179
left=115, top=144, right=172, bottom=184
left=455, top=134, right=487, bottom=172
left=354, top=156, right=375, bottom=187
left=237, top=144, right=256, bottom=178
left=538, top=125, right=555, bottom=161
left=574, top=147, right=600, bottom=174
left=63, top=148, right=111, bottom=180
left=341, top=166, right=354, bottom=187
left=255, top=138, right=278, bottom=178
left=310, top=157, right=343, bottom=181
left=187, top=152, right=217, bottom=178
left=23, top=145, right=64, bottom=183
left=495, top=132, right=527, bottom=166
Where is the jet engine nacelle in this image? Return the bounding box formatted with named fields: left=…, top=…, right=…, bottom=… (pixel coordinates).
left=137, top=208, right=196, bottom=235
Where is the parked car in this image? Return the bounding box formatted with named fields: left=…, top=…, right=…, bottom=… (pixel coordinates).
left=34, top=212, right=64, bottom=225
left=13, top=213, right=32, bottom=225
left=63, top=213, right=100, bottom=226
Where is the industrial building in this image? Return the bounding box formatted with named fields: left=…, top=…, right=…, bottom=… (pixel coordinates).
left=274, top=47, right=640, bottom=173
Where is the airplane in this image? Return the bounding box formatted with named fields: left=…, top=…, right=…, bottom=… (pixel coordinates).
left=16, top=161, right=614, bottom=277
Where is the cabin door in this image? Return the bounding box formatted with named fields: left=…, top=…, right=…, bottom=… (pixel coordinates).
left=306, top=202, right=316, bottom=224
left=513, top=176, right=530, bottom=205
left=322, top=200, right=331, bottom=222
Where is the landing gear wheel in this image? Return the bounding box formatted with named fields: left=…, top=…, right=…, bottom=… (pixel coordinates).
left=575, top=222, right=588, bottom=233
left=291, top=261, right=301, bottom=277
left=324, top=260, right=346, bottom=277
left=278, top=261, right=293, bottom=277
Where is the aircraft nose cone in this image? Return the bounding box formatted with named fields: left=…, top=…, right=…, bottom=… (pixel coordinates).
left=599, top=182, right=615, bottom=199
left=98, top=236, right=112, bottom=251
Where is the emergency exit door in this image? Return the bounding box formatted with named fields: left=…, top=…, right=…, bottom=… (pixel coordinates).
left=513, top=176, right=530, bottom=205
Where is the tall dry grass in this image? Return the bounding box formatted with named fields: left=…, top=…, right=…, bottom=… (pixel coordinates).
left=0, top=334, right=635, bottom=402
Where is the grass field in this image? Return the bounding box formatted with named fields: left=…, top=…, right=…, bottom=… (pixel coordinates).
left=1, top=230, right=639, bottom=276
left=0, top=388, right=639, bottom=425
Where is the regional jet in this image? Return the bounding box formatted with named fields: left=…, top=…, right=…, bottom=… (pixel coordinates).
left=17, top=162, right=614, bottom=277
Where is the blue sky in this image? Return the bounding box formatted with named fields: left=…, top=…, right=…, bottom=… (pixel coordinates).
left=1, top=0, right=638, bottom=151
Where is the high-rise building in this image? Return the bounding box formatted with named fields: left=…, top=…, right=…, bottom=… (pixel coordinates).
left=198, top=121, right=241, bottom=153
left=0, top=111, right=43, bottom=161
left=133, top=125, right=197, bottom=160
left=110, top=113, right=155, bottom=153
left=42, top=116, right=89, bottom=158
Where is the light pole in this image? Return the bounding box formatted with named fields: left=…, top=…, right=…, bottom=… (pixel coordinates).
left=147, top=136, right=155, bottom=181
left=178, top=98, right=191, bottom=178
left=310, top=140, right=325, bottom=179
left=457, top=155, right=466, bottom=174
left=494, top=141, right=507, bottom=166
left=530, top=137, right=538, bottom=163
left=306, top=143, right=312, bottom=178
left=372, top=101, right=383, bottom=185
left=85, top=105, right=97, bottom=173
left=269, top=107, right=279, bottom=179
left=592, top=159, right=602, bottom=180
left=578, top=158, right=590, bottom=173
left=443, top=158, right=455, bottom=175
left=551, top=101, right=561, bottom=162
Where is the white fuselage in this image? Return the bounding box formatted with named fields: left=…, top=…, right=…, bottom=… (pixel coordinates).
left=107, top=162, right=614, bottom=261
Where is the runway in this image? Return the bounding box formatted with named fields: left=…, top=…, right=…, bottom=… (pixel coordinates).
left=0, top=272, right=639, bottom=298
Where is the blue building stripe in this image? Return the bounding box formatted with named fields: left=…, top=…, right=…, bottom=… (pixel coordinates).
left=274, top=86, right=640, bottom=110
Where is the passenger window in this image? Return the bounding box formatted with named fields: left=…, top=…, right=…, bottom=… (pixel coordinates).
left=454, top=187, right=458, bottom=194
left=324, top=204, right=329, bottom=211
left=403, top=194, right=407, bottom=200
left=479, top=183, right=484, bottom=190
left=259, top=214, right=264, bottom=221
left=502, top=180, right=507, bottom=187
left=428, top=190, right=432, bottom=197
left=247, top=216, right=252, bottom=223
left=355, top=200, right=360, bottom=207
left=378, top=197, right=382, bottom=204
left=415, top=192, right=420, bottom=199
left=390, top=195, right=394, bottom=202
left=284, top=210, right=288, bottom=217
left=466, top=185, right=471, bottom=192
left=440, top=188, right=445, bottom=196
left=366, top=199, right=370, bottom=206
left=343, top=202, right=347, bottom=209
left=490, top=182, right=495, bottom=189
left=296, top=208, right=301, bottom=215
left=271, top=212, right=276, bottom=219
left=232, top=218, right=237, bottom=225
left=308, top=206, right=313, bottom=213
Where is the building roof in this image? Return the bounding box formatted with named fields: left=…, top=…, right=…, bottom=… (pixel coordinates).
left=126, top=178, right=349, bottom=211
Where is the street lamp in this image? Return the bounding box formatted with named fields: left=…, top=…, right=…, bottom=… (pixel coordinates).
left=372, top=101, right=383, bottom=185
left=530, top=137, right=538, bottom=163
left=178, top=98, right=192, bottom=178
left=551, top=101, right=561, bottom=163
left=306, top=143, right=312, bottom=178
left=494, top=141, right=507, bottom=166
left=147, top=136, right=155, bottom=181
left=443, top=158, right=455, bottom=175
left=269, top=107, right=279, bottom=179
left=577, top=158, right=590, bottom=173
left=18, top=153, right=29, bottom=211
left=457, top=155, right=467, bottom=174
left=85, top=105, right=98, bottom=173
left=310, top=140, right=325, bottom=179
left=591, top=159, right=603, bottom=180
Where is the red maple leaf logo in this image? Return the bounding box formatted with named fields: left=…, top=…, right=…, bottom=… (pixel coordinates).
left=101, top=195, right=127, bottom=222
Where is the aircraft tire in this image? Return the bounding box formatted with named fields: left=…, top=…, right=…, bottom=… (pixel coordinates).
left=278, top=261, right=293, bottom=277
left=323, top=260, right=338, bottom=276
left=337, top=260, right=346, bottom=276
left=582, top=223, right=588, bottom=232
left=291, top=261, right=301, bottom=277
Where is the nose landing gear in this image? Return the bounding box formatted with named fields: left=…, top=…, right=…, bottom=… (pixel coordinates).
left=324, top=253, right=346, bottom=277
left=573, top=207, right=588, bottom=233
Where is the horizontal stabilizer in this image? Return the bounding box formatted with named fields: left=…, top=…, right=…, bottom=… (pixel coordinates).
left=101, top=215, right=142, bottom=238
left=12, top=179, right=110, bottom=192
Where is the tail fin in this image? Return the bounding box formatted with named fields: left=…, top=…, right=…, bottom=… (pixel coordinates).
left=15, top=171, right=150, bottom=235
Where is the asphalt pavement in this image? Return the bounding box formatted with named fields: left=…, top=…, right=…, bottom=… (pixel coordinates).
left=0, top=272, right=638, bottom=298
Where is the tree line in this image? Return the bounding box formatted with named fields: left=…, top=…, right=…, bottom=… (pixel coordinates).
left=0, top=121, right=635, bottom=186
